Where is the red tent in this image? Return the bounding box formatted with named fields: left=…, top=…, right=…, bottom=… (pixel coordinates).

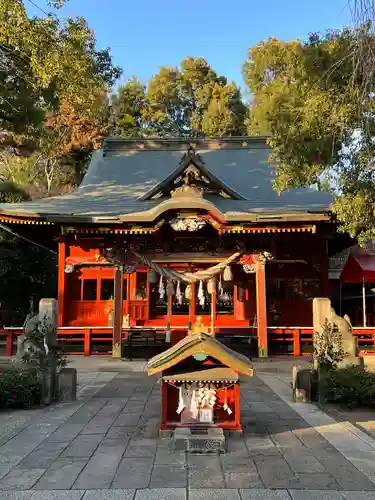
left=341, top=254, right=375, bottom=284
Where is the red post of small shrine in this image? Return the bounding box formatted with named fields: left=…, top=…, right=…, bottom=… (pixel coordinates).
left=112, top=265, right=123, bottom=358
left=234, top=383, right=241, bottom=429
left=57, top=238, right=66, bottom=328
left=256, top=256, right=268, bottom=358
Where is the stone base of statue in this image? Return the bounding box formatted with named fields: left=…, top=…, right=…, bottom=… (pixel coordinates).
left=313, top=297, right=363, bottom=369
left=337, top=356, right=364, bottom=369
left=40, top=371, right=53, bottom=406
left=57, top=368, right=77, bottom=402
left=292, top=365, right=317, bottom=403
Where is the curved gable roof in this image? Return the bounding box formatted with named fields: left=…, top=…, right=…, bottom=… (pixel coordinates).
left=0, top=137, right=333, bottom=222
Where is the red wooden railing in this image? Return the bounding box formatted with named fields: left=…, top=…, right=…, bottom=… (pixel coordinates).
left=130, top=301, right=148, bottom=321
left=0, top=326, right=374, bottom=357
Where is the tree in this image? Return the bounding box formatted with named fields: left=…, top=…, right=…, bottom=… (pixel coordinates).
left=0, top=43, right=44, bottom=139
left=0, top=0, right=121, bottom=194
left=201, top=82, right=246, bottom=136
left=144, top=57, right=246, bottom=137
left=0, top=180, right=30, bottom=202
left=110, top=77, right=147, bottom=137
left=243, top=29, right=375, bottom=245
left=111, top=57, right=247, bottom=138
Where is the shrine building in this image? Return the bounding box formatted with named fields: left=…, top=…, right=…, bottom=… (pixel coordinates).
left=0, top=137, right=353, bottom=358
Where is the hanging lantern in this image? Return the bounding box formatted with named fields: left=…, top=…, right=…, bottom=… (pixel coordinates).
left=185, top=284, right=192, bottom=300
left=148, top=269, right=158, bottom=283
left=238, top=286, right=245, bottom=302
left=166, top=281, right=175, bottom=297
left=223, top=265, right=233, bottom=282
left=207, top=277, right=216, bottom=294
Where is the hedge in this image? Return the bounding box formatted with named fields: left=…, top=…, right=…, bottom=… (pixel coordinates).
left=319, top=365, right=375, bottom=409
left=0, top=365, right=40, bottom=408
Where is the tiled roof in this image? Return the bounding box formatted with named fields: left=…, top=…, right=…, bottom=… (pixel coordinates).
left=0, top=137, right=333, bottom=222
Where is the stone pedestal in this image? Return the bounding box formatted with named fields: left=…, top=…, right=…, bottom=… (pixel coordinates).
left=313, top=298, right=331, bottom=337
left=172, top=427, right=226, bottom=454
left=57, top=368, right=77, bottom=402
left=313, top=297, right=363, bottom=368
left=40, top=372, right=53, bottom=406
left=39, top=299, right=58, bottom=348
left=337, top=356, right=364, bottom=369
left=292, top=365, right=315, bottom=403
left=39, top=299, right=59, bottom=401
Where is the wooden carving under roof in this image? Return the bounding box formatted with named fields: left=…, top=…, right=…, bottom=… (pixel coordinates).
left=140, top=145, right=245, bottom=201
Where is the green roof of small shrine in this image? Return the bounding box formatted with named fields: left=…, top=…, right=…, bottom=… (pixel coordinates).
left=0, top=137, right=333, bottom=224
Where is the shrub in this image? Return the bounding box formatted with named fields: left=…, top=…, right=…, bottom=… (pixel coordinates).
left=0, top=365, right=40, bottom=408
left=319, top=365, right=375, bottom=408
left=313, top=319, right=345, bottom=370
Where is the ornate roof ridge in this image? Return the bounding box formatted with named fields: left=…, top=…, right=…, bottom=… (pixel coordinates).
left=103, top=136, right=270, bottom=153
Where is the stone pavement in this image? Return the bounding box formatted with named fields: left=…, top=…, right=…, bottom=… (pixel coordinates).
left=0, top=361, right=374, bottom=499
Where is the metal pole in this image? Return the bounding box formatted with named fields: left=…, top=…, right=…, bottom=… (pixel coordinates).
left=339, top=282, right=342, bottom=316
left=363, top=277, right=367, bottom=327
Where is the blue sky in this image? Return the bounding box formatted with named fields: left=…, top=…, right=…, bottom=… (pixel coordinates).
left=27, top=0, right=352, bottom=94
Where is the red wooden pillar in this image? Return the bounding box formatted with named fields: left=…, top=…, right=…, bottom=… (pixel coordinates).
left=161, top=382, right=167, bottom=427
left=84, top=329, right=91, bottom=356
left=57, top=238, right=66, bottom=328
left=293, top=328, right=301, bottom=356
left=256, top=256, right=268, bottom=358
left=6, top=330, right=13, bottom=357
left=112, top=266, right=123, bottom=358
left=234, top=383, right=241, bottom=429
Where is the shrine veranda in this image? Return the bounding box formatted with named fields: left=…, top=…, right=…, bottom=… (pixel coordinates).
left=0, top=136, right=354, bottom=358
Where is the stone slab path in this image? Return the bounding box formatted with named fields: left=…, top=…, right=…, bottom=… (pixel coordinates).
left=0, top=363, right=374, bottom=498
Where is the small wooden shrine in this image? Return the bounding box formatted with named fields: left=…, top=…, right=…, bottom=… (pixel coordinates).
left=147, top=324, right=254, bottom=431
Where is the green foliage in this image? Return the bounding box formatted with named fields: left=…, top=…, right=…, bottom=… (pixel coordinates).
left=202, top=82, right=246, bottom=136
left=0, top=240, right=57, bottom=326
left=313, top=319, right=345, bottom=369
left=0, top=365, right=40, bottom=408
left=243, top=28, right=375, bottom=244
left=0, top=0, right=121, bottom=194
left=110, top=77, right=147, bottom=137
left=111, top=57, right=247, bottom=138
left=319, top=366, right=375, bottom=408
left=0, top=181, right=30, bottom=203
